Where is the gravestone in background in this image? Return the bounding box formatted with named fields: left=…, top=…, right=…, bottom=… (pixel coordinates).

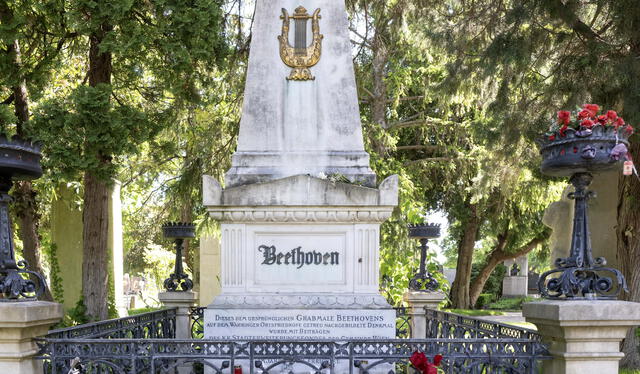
left=202, top=0, right=398, bottom=349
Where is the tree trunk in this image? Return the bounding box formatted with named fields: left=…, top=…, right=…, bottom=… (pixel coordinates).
left=469, top=230, right=550, bottom=307
left=82, top=23, right=113, bottom=321
left=0, top=4, right=52, bottom=301
left=371, top=32, right=388, bottom=130
left=449, top=203, right=480, bottom=309
left=618, top=139, right=640, bottom=369
left=82, top=172, right=110, bottom=320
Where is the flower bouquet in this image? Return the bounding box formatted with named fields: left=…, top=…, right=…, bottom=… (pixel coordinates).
left=409, top=351, right=443, bottom=374
left=539, top=104, right=633, bottom=177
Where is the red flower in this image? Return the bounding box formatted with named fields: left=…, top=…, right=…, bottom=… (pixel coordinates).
left=578, top=109, right=593, bottom=120
left=626, top=125, right=635, bottom=135
left=410, top=352, right=429, bottom=371
left=581, top=119, right=595, bottom=128
left=597, top=115, right=607, bottom=125
left=616, top=117, right=626, bottom=128
left=557, top=111, right=571, bottom=125
left=606, top=110, right=618, bottom=122
left=549, top=134, right=556, bottom=141
left=583, top=104, right=600, bottom=116
left=559, top=124, right=568, bottom=137
left=409, top=352, right=443, bottom=374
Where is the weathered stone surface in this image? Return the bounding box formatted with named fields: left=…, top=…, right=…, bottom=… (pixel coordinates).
left=0, top=301, right=63, bottom=374
left=523, top=300, right=640, bottom=374
left=159, top=291, right=198, bottom=340
left=205, top=174, right=398, bottom=208
left=403, top=291, right=446, bottom=339
left=225, top=0, right=376, bottom=187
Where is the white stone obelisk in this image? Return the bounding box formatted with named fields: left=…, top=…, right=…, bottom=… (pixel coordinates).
left=203, top=0, right=398, bottom=348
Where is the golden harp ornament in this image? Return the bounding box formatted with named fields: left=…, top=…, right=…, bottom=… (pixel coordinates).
left=278, top=6, right=323, bottom=81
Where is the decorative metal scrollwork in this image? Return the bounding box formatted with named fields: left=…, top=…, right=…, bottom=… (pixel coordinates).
left=538, top=173, right=628, bottom=299
left=278, top=6, right=323, bottom=81
left=408, top=224, right=441, bottom=292
left=0, top=137, right=47, bottom=301
left=162, top=222, right=195, bottom=292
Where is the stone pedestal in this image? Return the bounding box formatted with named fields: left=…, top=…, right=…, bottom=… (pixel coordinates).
left=523, top=300, right=640, bottom=374
left=403, top=291, right=446, bottom=339
left=0, top=301, right=63, bottom=374
left=502, top=276, right=528, bottom=298
left=159, top=291, right=198, bottom=339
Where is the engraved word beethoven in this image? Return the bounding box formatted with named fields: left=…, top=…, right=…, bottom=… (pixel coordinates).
left=259, top=245, right=339, bottom=268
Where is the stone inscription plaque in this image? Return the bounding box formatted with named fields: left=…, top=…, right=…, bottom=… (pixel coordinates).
left=204, top=308, right=396, bottom=340
left=251, top=232, right=347, bottom=286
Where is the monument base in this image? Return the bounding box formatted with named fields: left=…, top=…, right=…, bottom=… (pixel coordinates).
left=205, top=307, right=395, bottom=340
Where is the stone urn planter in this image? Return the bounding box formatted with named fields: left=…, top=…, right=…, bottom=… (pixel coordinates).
left=537, top=114, right=632, bottom=299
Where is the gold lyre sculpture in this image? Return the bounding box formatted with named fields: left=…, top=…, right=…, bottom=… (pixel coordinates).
left=278, top=6, right=323, bottom=81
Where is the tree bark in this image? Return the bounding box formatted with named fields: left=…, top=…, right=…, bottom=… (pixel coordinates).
left=82, top=172, right=110, bottom=320
left=469, top=230, right=550, bottom=307
left=0, top=3, right=52, bottom=301
left=82, top=22, right=113, bottom=321
left=449, top=203, right=480, bottom=309
left=617, top=139, right=640, bottom=369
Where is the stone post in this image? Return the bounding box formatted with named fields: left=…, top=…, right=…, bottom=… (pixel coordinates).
left=403, top=291, right=446, bottom=338
left=158, top=291, right=198, bottom=339
left=0, top=301, right=63, bottom=374
left=523, top=300, right=640, bottom=374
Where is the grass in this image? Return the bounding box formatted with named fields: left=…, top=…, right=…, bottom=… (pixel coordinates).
left=443, top=308, right=505, bottom=316
left=485, top=296, right=537, bottom=311
left=620, top=370, right=640, bottom=374
left=128, top=307, right=161, bottom=316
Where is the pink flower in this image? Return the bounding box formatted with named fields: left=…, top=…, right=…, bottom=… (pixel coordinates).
left=409, top=351, right=443, bottom=374
left=606, top=110, right=618, bottom=122
left=597, top=115, right=607, bottom=125
left=625, top=125, right=634, bottom=135
left=549, top=134, right=556, bottom=141
left=616, top=117, right=626, bottom=128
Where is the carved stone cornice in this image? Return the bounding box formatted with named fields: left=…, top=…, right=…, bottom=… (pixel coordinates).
left=207, top=207, right=393, bottom=223
left=208, top=293, right=392, bottom=309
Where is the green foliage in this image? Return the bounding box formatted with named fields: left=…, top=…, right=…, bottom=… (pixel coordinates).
left=475, top=293, right=496, bottom=309
left=486, top=297, right=537, bottom=311
left=60, top=297, right=90, bottom=327
left=44, top=243, right=64, bottom=304
left=471, top=263, right=507, bottom=299
left=128, top=307, right=161, bottom=316
left=442, top=309, right=504, bottom=317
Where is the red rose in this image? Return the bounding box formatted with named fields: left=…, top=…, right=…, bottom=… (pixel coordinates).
left=549, top=135, right=556, bottom=141
left=557, top=111, right=571, bottom=125
left=433, top=354, right=443, bottom=366
left=578, top=109, right=594, bottom=120
left=616, top=117, right=626, bottom=127
left=626, top=125, right=634, bottom=135
left=597, top=115, right=607, bottom=125
left=606, top=110, right=618, bottom=121
left=583, top=104, right=600, bottom=115
left=410, top=352, right=428, bottom=371
left=581, top=119, right=595, bottom=128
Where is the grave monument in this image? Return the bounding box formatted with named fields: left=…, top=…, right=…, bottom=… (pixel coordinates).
left=203, top=0, right=398, bottom=343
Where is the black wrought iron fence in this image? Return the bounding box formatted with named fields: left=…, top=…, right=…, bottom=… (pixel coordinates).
left=36, top=307, right=550, bottom=373
left=37, top=338, right=548, bottom=374
left=424, top=309, right=541, bottom=341
left=43, top=308, right=176, bottom=340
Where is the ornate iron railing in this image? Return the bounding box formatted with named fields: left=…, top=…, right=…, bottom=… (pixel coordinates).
left=37, top=338, right=548, bottom=374
left=36, top=307, right=550, bottom=373
left=43, top=308, right=176, bottom=340
left=425, top=309, right=541, bottom=341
